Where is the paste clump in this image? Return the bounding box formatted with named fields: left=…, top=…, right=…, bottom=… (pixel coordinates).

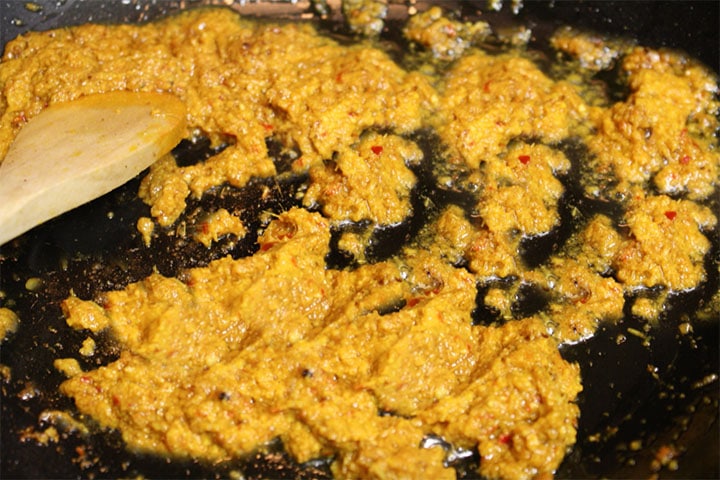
left=61, top=208, right=581, bottom=480
left=1, top=5, right=718, bottom=480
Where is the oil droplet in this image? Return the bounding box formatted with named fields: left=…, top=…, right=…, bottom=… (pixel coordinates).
left=24, top=2, right=43, bottom=13
left=25, top=277, right=43, bottom=291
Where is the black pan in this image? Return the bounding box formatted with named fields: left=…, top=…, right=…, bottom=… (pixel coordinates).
left=1, top=1, right=718, bottom=479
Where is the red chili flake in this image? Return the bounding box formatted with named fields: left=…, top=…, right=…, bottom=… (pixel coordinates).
left=200, top=222, right=210, bottom=234
left=499, top=433, right=513, bottom=445
left=407, top=298, right=420, bottom=307
left=518, top=154, right=531, bottom=165
left=664, top=211, right=677, bottom=220
left=323, top=183, right=341, bottom=197
left=112, top=395, right=121, bottom=406
left=11, top=111, right=27, bottom=127
left=260, top=122, right=273, bottom=132
left=483, top=81, right=491, bottom=93
left=260, top=242, right=276, bottom=252
left=371, top=145, right=383, bottom=155
left=680, top=155, right=690, bottom=165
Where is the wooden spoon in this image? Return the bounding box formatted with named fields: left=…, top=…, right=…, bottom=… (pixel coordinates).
left=0, top=91, right=186, bottom=245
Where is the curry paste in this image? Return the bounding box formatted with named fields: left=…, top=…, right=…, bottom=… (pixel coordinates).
left=1, top=5, right=718, bottom=480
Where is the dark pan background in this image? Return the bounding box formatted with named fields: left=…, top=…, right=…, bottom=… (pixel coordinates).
left=0, top=1, right=718, bottom=479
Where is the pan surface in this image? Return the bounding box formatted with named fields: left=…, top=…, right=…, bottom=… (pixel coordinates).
left=0, top=1, right=718, bottom=479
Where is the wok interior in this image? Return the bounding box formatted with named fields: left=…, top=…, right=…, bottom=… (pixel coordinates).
left=0, top=1, right=718, bottom=478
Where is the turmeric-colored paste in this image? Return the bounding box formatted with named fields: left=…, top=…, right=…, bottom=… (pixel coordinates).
left=1, top=5, right=717, bottom=480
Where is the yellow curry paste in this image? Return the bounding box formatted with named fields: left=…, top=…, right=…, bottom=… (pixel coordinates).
left=1, top=5, right=718, bottom=480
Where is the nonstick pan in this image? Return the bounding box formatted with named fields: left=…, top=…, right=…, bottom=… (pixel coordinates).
left=1, top=1, right=718, bottom=479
